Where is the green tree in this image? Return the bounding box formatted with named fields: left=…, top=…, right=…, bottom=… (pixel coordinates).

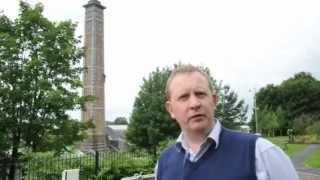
left=307, top=121, right=320, bottom=140
left=114, top=117, right=128, bottom=125
left=126, top=65, right=248, bottom=155
left=0, top=2, right=90, bottom=179
left=254, top=72, right=320, bottom=134
left=275, top=106, right=287, bottom=135
left=215, top=84, right=248, bottom=129
left=293, top=114, right=315, bottom=135
left=258, top=107, right=279, bottom=136
left=280, top=72, right=320, bottom=119
left=126, top=67, right=179, bottom=156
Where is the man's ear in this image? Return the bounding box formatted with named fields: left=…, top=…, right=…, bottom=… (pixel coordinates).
left=212, top=94, right=218, bottom=108
left=165, top=101, right=175, bottom=119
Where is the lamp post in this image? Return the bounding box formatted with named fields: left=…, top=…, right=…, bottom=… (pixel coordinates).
left=253, top=93, right=259, bottom=133
left=250, top=88, right=259, bottom=134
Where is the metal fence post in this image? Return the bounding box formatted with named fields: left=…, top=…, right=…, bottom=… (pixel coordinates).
left=95, top=151, right=99, bottom=176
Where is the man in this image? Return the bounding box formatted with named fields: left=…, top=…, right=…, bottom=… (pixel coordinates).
left=156, top=64, right=299, bottom=180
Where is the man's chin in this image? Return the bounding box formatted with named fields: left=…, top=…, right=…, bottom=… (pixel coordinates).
left=189, top=122, right=210, bottom=132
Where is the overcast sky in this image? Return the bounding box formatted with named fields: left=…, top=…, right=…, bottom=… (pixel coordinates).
left=2, top=0, right=320, bottom=122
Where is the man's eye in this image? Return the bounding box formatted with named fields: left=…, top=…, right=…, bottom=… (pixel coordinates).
left=196, top=92, right=206, bottom=98
left=178, top=94, right=188, bottom=101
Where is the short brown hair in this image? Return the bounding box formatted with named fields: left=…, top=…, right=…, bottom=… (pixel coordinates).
left=165, top=64, right=216, bottom=100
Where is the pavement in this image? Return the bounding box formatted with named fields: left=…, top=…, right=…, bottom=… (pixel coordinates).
left=290, top=144, right=320, bottom=180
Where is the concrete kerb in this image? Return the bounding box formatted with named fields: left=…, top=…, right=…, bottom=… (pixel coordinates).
left=298, top=171, right=320, bottom=180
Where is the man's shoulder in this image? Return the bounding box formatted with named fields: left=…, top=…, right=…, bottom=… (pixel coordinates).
left=160, top=143, right=179, bottom=156
left=255, top=137, right=277, bottom=153
left=158, top=143, right=182, bottom=161
left=223, top=128, right=259, bottom=141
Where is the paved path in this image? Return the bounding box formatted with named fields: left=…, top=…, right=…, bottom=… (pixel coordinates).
left=298, top=171, right=320, bottom=180
left=290, top=144, right=320, bottom=180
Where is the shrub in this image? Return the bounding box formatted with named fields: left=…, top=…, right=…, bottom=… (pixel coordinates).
left=96, top=154, right=154, bottom=180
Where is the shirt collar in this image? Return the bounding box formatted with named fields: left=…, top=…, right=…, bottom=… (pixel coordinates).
left=176, top=120, right=221, bottom=150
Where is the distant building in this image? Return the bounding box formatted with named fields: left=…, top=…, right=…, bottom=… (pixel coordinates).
left=106, top=125, right=129, bottom=151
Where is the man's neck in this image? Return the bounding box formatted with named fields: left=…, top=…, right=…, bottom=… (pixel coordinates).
left=184, top=121, right=215, bottom=153
left=185, top=133, right=206, bottom=153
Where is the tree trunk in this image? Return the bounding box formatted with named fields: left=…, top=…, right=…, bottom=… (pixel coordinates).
left=9, top=134, right=20, bottom=180
left=8, top=148, right=17, bottom=180
left=0, top=155, right=8, bottom=180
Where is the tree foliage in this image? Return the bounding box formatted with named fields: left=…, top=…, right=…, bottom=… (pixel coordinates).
left=215, top=84, right=248, bottom=129
left=293, top=114, right=315, bottom=135
left=114, top=117, right=128, bottom=125
left=126, top=65, right=248, bottom=154
left=126, top=67, right=178, bottom=155
left=0, top=2, right=90, bottom=175
left=258, top=107, right=279, bottom=136
left=252, top=72, right=320, bottom=135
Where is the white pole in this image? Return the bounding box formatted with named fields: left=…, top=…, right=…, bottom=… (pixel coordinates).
left=254, top=92, right=258, bottom=133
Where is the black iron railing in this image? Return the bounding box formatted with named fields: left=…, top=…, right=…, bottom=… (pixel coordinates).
left=0, top=151, right=155, bottom=180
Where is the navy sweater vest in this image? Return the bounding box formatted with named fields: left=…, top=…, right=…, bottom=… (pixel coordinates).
left=157, top=128, right=258, bottom=180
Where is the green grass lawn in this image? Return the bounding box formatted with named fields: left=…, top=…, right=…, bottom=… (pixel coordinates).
left=267, top=136, right=307, bottom=157
left=285, top=144, right=308, bottom=157
left=304, top=148, right=320, bottom=169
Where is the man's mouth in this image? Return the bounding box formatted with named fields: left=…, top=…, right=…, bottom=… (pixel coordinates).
left=189, top=114, right=205, bottom=120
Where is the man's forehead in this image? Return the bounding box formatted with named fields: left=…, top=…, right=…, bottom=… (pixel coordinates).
left=169, top=73, right=210, bottom=91
left=170, top=72, right=208, bottom=84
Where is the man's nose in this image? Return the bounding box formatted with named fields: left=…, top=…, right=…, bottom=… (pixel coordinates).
left=189, top=95, right=201, bottom=109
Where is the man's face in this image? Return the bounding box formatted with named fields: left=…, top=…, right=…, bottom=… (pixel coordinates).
left=166, top=72, right=217, bottom=134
